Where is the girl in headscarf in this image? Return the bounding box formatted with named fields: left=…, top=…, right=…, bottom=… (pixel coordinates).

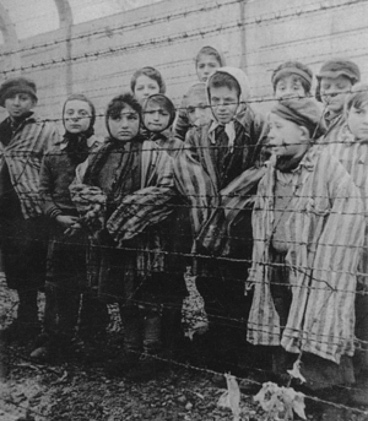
left=71, top=93, right=176, bottom=381
left=33, top=94, right=107, bottom=362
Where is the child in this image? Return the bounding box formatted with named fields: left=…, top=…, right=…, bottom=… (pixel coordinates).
left=0, top=77, right=59, bottom=343
left=142, top=93, right=180, bottom=156
left=71, top=93, right=176, bottom=381
left=174, top=46, right=225, bottom=141
left=142, top=93, right=190, bottom=356
left=130, top=66, right=166, bottom=105
left=271, top=60, right=313, bottom=99
left=174, top=67, right=267, bottom=373
left=195, top=45, right=225, bottom=83
left=316, top=58, right=360, bottom=144
left=183, top=82, right=212, bottom=127
left=247, top=98, right=364, bottom=407
left=325, top=83, right=368, bottom=405
left=33, top=94, right=107, bottom=361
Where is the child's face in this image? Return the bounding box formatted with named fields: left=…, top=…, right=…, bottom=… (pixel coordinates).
left=209, top=85, right=239, bottom=125
left=196, top=54, right=221, bottom=82
left=347, top=102, right=368, bottom=140
left=143, top=102, right=171, bottom=132
left=64, top=99, right=92, bottom=134
left=108, top=104, right=140, bottom=141
left=275, top=75, right=306, bottom=99
left=320, top=75, right=353, bottom=114
left=134, top=75, right=160, bottom=104
left=268, top=113, right=308, bottom=158
left=5, top=92, right=35, bottom=119
left=186, top=92, right=211, bottom=127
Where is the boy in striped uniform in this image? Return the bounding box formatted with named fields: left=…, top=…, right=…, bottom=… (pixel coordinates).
left=0, top=77, right=59, bottom=343
left=248, top=97, right=364, bottom=409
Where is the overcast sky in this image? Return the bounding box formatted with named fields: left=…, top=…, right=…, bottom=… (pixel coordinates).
left=1, top=0, right=163, bottom=40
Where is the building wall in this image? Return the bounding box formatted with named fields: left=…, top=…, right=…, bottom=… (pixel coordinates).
left=1, top=0, right=367, bottom=133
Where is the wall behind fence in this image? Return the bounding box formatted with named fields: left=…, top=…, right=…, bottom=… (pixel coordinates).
left=0, top=0, right=368, bottom=134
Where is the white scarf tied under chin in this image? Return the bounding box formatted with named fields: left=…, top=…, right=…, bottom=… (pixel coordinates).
left=210, top=120, right=237, bottom=153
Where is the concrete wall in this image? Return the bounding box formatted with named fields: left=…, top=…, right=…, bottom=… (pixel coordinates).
left=1, top=0, right=368, bottom=134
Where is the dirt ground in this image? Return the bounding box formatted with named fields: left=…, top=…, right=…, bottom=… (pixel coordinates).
left=1, top=275, right=368, bottom=421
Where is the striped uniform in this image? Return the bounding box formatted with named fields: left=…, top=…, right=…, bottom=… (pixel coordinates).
left=325, top=126, right=368, bottom=288
left=173, top=107, right=266, bottom=247
left=0, top=113, right=59, bottom=219
left=247, top=146, right=364, bottom=364
left=106, top=139, right=175, bottom=244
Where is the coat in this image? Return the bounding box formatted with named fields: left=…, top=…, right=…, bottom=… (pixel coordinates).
left=247, top=146, right=364, bottom=364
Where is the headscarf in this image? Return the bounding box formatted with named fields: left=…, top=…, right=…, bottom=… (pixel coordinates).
left=63, top=93, right=96, bottom=164
left=142, top=93, right=176, bottom=133
left=206, top=67, right=251, bottom=152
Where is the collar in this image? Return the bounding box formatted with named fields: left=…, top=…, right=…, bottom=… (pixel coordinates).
left=5, top=111, right=38, bottom=129
left=59, top=134, right=102, bottom=151
left=208, top=106, right=252, bottom=152
left=323, top=109, right=343, bottom=128
left=292, top=145, right=317, bottom=173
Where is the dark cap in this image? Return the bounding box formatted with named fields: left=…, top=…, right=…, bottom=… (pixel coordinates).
left=0, top=77, right=38, bottom=107
left=317, top=59, right=361, bottom=83
left=271, top=97, right=326, bottom=139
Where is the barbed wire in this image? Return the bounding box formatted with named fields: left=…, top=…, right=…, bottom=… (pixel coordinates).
left=1, top=0, right=366, bottom=61
left=2, top=0, right=368, bottom=76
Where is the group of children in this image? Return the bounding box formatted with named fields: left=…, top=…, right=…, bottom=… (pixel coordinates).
left=1, top=45, right=368, bottom=413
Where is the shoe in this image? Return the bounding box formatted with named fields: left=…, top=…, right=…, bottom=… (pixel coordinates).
left=105, top=351, right=140, bottom=377
left=30, top=345, right=50, bottom=363
left=125, top=353, right=165, bottom=382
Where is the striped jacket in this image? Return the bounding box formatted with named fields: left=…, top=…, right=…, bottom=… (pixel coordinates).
left=0, top=113, right=59, bottom=219
left=173, top=107, right=266, bottom=242
left=247, top=146, right=364, bottom=363
left=106, top=139, right=175, bottom=244
left=325, top=126, right=368, bottom=288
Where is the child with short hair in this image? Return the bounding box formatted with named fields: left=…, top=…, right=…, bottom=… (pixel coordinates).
left=0, top=77, right=59, bottom=343
left=130, top=66, right=166, bottom=105
left=195, top=45, right=225, bottom=83
left=271, top=60, right=313, bottom=99
left=174, top=46, right=225, bottom=141
left=316, top=58, right=360, bottom=144
left=248, top=97, right=364, bottom=409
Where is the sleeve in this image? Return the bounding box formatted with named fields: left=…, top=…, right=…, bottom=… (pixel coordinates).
left=249, top=109, right=270, bottom=167
left=106, top=149, right=176, bottom=243
left=42, top=122, right=61, bottom=154
left=173, top=127, right=218, bottom=237
left=173, top=106, right=190, bottom=142
left=312, top=155, right=364, bottom=278
left=39, top=153, right=62, bottom=219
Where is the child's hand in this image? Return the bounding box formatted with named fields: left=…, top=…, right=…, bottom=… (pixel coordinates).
left=56, top=215, right=80, bottom=236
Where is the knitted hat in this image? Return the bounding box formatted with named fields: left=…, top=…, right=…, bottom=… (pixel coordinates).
left=317, top=59, right=361, bottom=83
left=271, top=61, right=313, bottom=92
left=271, top=98, right=326, bottom=139
left=0, top=77, right=38, bottom=107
